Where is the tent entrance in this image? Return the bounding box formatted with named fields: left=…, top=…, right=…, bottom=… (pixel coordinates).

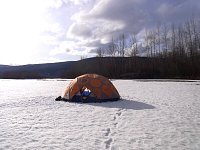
left=72, top=86, right=97, bottom=102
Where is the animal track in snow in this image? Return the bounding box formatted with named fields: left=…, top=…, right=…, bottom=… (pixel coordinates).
left=105, top=128, right=111, bottom=136
left=104, top=138, right=113, bottom=149
left=103, top=109, right=124, bottom=149
left=113, top=109, right=123, bottom=127
left=116, top=112, right=121, bottom=116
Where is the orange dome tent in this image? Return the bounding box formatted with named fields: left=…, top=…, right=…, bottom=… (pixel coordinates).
left=56, top=74, right=120, bottom=102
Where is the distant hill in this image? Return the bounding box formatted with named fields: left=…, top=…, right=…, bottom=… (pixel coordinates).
left=0, top=65, right=10, bottom=71
left=0, top=61, right=74, bottom=79
left=0, top=57, right=152, bottom=79
left=0, top=56, right=200, bottom=79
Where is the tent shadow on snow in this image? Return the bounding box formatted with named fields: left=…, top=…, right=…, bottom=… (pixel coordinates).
left=86, top=99, right=155, bottom=110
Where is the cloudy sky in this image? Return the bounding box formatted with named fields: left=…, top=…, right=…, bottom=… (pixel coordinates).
left=0, top=0, right=199, bottom=65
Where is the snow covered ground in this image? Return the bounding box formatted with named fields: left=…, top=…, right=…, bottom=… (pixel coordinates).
left=0, top=79, right=200, bottom=150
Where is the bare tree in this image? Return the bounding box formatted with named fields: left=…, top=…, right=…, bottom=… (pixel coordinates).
left=96, top=47, right=104, bottom=57
left=171, top=24, right=177, bottom=57
left=185, top=21, right=193, bottom=57
left=191, top=18, right=199, bottom=56
left=152, top=30, right=157, bottom=57
left=80, top=55, right=87, bottom=60
left=127, top=33, right=138, bottom=57
left=177, top=25, right=185, bottom=56
left=148, top=31, right=154, bottom=57
left=162, top=24, right=169, bottom=57
left=117, top=34, right=126, bottom=57
left=156, top=23, right=161, bottom=55
left=144, top=29, right=150, bottom=57
left=107, top=37, right=116, bottom=56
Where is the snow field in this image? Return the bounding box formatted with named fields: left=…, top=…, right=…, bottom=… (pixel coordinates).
left=0, top=79, right=200, bottom=149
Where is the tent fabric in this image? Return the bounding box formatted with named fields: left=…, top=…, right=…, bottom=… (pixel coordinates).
left=62, top=74, right=120, bottom=102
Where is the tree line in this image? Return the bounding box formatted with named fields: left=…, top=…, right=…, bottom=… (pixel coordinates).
left=94, top=18, right=200, bottom=79
left=96, top=18, right=200, bottom=58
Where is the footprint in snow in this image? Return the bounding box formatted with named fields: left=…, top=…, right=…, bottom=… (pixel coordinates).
left=105, top=128, right=111, bottom=136
left=105, top=138, right=113, bottom=149
left=116, top=112, right=122, bottom=116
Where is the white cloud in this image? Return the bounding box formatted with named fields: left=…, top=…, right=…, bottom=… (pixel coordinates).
left=157, top=3, right=172, bottom=16
left=67, top=22, right=92, bottom=40
left=68, top=0, right=91, bottom=5
left=66, top=0, right=200, bottom=51
left=49, top=39, right=97, bottom=58
left=62, top=0, right=96, bottom=6
left=50, top=41, right=79, bottom=55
